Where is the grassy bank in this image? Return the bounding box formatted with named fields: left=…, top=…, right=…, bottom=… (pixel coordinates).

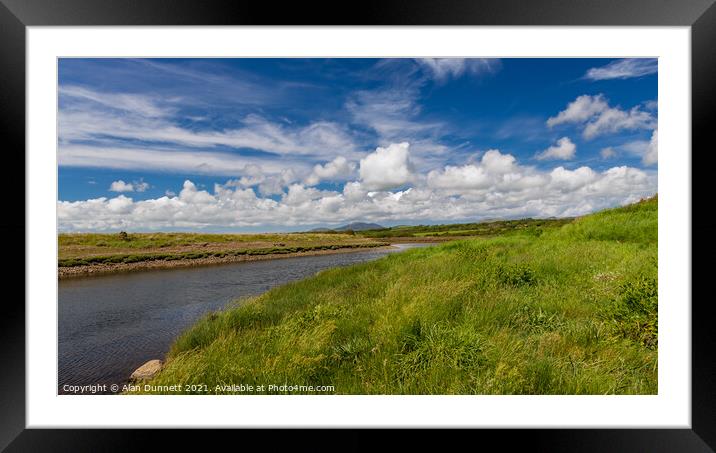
left=358, top=217, right=573, bottom=239
left=58, top=232, right=388, bottom=274
left=131, top=197, right=657, bottom=395
left=58, top=242, right=388, bottom=267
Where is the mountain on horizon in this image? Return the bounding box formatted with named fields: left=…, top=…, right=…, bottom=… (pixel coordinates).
left=336, top=222, right=385, bottom=231
left=309, top=222, right=385, bottom=232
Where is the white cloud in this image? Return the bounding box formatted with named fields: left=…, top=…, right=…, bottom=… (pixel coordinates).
left=643, top=100, right=658, bottom=111
left=59, top=142, right=657, bottom=232
left=59, top=86, right=359, bottom=161
left=480, top=149, right=516, bottom=174
left=135, top=181, right=150, bottom=192
left=546, top=95, right=609, bottom=127
left=535, top=137, right=576, bottom=161
left=109, top=179, right=149, bottom=193
left=549, top=166, right=597, bottom=191
left=60, top=85, right=169, bottom=118
left=428, top=165, right=490, bottom=191
left=547, top=94, right=656, bottom=139
left=359, top=142, right=415, bottom=190
left=305, top=156, right=356, bottom=186
left=643, top=129, right=658, bottom=166
left=109, top=180, right=134, bottom=192
left=621, top=129, right=658, bottom=166
left=427, top=150, right=517, bottom=192
left=600, top=147, right=617, bottom=159
left=582, top=107, right=654, bottom=139
left=346, top=86, right=439, bottom=140
left=584, top=59, right=657, bottom=81
left=59, top=145, right=311, bottom=176
left=416, top=58, right=501, bottom=82
left=226, top=167, right=297, bottom=197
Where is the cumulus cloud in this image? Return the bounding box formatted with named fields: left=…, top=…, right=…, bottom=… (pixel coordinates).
left=600, top=147, right=617, bottom=159
left=59, top=142, right=657, bottom=231
left=547, top=95, right=609, bottom=127
left=481, top=149, right=516, bottom=173
left=643, top=129, right=658, bottom=166
left=584, top=59, right=657, bottom=81
left=547, top=94, right=655, bottom=139
left=428, top=165, right=490, bottom=191
left=549, top=166, right=597, bottom=191
left=621, top=129, right=658, bottom=166
left=359, top=142, right=415, bottom=190
left=305, top=156, right=356, bottom=186
left=226, top=166, right=297, bottom=197
left=109, top=179, right=150, bottom=193
left=416, top=58, right=501, bottom=82
left=535, top=137, right=576, bottom=161
left=427, top=150, right=516, bottom=193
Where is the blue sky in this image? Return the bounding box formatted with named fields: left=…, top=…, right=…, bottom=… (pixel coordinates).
left=58, top=58, right=657, bottom=232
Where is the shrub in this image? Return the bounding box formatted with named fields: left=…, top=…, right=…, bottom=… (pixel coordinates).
left=498, top=264, right=536, bottom=287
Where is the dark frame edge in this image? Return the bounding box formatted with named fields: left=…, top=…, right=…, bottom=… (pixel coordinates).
left=0, top=1, right=26, bottom=452
left=691, top=0, right=716, bottom=450
left=3, top=0, right=715, bottom=451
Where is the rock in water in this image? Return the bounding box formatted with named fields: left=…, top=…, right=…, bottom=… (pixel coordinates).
left=130, top=359, right=163, bottom=380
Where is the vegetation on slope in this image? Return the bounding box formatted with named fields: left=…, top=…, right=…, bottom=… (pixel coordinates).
left=58, top=232, right=386, bottom=266
left=58, top=242, right=387, bottom=267
left=358, top=217, right=574, bottom=239
left=132, top=197, right=657, bottom=395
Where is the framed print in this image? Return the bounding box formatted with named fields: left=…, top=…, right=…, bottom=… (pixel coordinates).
left=2, top=0, right=715, bottom=450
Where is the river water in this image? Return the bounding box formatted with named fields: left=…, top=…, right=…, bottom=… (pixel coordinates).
left=58, top=243, right=431, bottom=394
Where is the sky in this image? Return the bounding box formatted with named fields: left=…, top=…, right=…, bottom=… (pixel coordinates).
left=58, top=58, right=658, bottom=232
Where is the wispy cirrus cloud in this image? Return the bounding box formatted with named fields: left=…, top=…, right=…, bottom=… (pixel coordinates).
left=59, top=144, right=312, bottom=177
left=584, top=58, right=657, bottom=81
left=60, top=86, right=360, bottom=160
left=416, top=58, right=502, bottom=83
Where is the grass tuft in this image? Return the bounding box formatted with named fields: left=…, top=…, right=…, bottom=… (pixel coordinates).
left=129, top=196, right=658, bottom=395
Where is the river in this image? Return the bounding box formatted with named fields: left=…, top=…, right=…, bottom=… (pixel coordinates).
left=58, top=243, right=432, bottom=394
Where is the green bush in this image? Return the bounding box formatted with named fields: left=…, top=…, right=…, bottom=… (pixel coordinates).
left=498, top=264, right=537, bottom=287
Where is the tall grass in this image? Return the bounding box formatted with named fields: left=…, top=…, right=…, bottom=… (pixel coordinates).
left=131, top=196, right=657, bottom=395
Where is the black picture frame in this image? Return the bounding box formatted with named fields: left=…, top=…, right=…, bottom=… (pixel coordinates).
left=2, top=0, right=713, bottom=450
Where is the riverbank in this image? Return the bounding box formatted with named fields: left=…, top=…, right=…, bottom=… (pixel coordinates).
left=59, top=243, right=432, bottom=392
left=130, top=196, right=658, bottom=395
left=58, top=231, right=395, bottom=278
left=59, top=242, right=392, bottom=279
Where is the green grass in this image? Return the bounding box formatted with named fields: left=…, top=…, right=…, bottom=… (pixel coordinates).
left=58, top=242, right=388, bottom=267
left=131, top=196, right=657, bottom=395
left=58, top=231, right=385, bottom=264
left=58, top=231, right=353, bottom=249
left=359, top=217, right=574, bottom=239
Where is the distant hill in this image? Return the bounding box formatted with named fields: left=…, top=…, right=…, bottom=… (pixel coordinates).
left=309, top=222, right=386, bottom=233
left=336, top=222, right=386, bottom=231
